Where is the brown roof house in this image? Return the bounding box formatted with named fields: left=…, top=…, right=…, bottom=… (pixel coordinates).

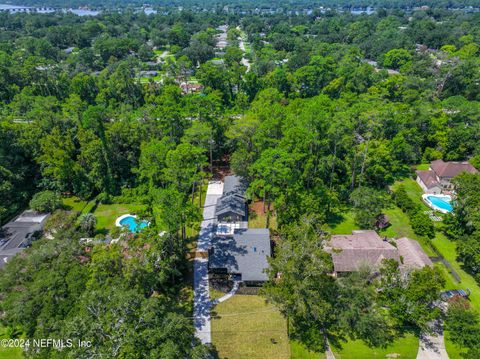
left=325, top=230, right=432, bottom=275
left=325, top=230, right=399, bottom=275
left=396, top=237, right=433, bottom=269
left=416, top=159, right=478, bottom=194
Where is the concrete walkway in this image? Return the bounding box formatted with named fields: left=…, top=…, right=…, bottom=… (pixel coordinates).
left=417, top=319, right=449, bottom=359
left=193, top=181, right=223, bottom=344
left=211, top=280, right=240, bottom=305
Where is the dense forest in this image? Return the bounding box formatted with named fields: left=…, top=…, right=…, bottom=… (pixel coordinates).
left=0, top=2, right=479, bottom=357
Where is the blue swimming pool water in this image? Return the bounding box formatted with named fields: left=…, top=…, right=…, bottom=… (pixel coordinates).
left=427, top=196, right=453, bottom=213
left=119, top=216, right=148, bottom=233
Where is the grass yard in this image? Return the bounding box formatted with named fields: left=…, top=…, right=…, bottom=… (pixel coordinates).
left=328, top=210, right=358, bottom=235
left=432, top=233, right=480, bottom=309
left=93, top=203, right=145, bottom=233
left=291, top=340, right=326, bottom=359
left=248, top=201, right=277, bottom=230
left=392, top=176, right=480, bottom=308
left=62, top=196, right=96, bottom=214
left=332, top=334, right=419, bottom=359
left=381, top=207, right=435, bottom=256
left=0, top=326, right=22, bottom=359
left=444, top=331, right=468, bottom=359
left=211, top=295, right=289, bottom=359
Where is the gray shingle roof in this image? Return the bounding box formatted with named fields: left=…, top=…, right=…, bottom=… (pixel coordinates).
left=223, top=175, right=246, bottom=197
left=209, top=228, right=271, bottom=281
left=215, top=194, right=246, bottom=218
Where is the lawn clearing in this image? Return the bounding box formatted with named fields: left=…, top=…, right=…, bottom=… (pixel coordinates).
left=291, top=340, right=325, bottom=359
left=328, top=210, right=358, bottom=235
left=432, top=233, right=480, bottom=310
left=93, top=203, right=145, bottom=233
left=381, top=206, right=435, bottom=256
left=62, top=196, right=90, bottom=213
left=444, top=331, right=468, bottom=359
left=211, top=294, right=289, bottom=359
left=248, top=201, right=277, bottom=230
left=332, top=334, right=419, bottom=359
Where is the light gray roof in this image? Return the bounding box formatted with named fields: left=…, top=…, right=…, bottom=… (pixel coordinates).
left=209, top=228, right=271, bottom=281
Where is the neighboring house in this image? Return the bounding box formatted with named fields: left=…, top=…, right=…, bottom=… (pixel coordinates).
left=396, top=237, right=433, bottom=269
left=416, top=159, right=478, bottom=193
left=179, top=82, right=204, bottom=94
left=0, top=211, right=49, bottom=269
left=209, top=228, right=271, bottom=283
left=215, top=175, right=247, bottom=223
left=325, top=230, right=399, bottom=275
left=325, top=230, right=432, bottom=275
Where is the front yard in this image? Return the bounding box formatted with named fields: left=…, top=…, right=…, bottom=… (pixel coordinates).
left=211, top=295, right=289, bottom=359
left=332, top=335, right=419, bottom=359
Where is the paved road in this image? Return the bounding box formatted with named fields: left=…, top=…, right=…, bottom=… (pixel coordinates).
left=194, top=181, right=223, bottom=344
left=238, top=39, right=251, bottom=72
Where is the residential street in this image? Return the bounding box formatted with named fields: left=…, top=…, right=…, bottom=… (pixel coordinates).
left=193, top=181, right=223, bottom=344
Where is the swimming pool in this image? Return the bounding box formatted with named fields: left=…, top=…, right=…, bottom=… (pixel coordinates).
left=422, top=194, right=453, bottom=214
left=115, top=214, right=148, bottom=233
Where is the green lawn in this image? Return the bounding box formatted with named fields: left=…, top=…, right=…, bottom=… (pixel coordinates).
left=444, top=331, right=468, bottom=359
left=391, top=175, right=480, bottom=358
left=0, top=326, right=22, bottom=359
left=291, top=341, right=325, bottom=359
left=93, top=203, right=146, bottom=233
left=328, top=210, right=358, bottom=235
left=248, top=209, right=277, bottom=230
left=211, top=295, right=290, bottom=359
left=432, top=233, right=480, bottom=309
left=391, top=177, right=480, bottom=308
left=332, top=334, right=419, bottom=359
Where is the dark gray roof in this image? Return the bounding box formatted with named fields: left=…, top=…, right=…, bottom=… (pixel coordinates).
left=215, top=194, right=246, bottom=217
left=209, top=228, right=271, bottom=281
left=0, top=211, right=49, bottom=269
left=223, top=175, right=246, bottom=197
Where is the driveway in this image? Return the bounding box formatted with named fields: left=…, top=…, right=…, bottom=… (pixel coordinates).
left=193, top=181, right=223, bottom=344
left=417, top=319, right=449, bottom=359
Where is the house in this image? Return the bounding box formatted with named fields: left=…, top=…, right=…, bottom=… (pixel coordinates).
left=209, top=228, right=271, bottom=283
left=179, top=82, right=204, bottom=94
left=325, top=230, right=433, bottom=275
left=215, top=175, right=247, bottom=223
left=0, top=211, right=49, bottom=269
left=396, top=237, right=433, bottom=269
left=325, top=230, right=399, bottom=275
left=416, top=159, right=478, bottom=193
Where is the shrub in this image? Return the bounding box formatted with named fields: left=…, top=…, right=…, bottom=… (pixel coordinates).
left=410, top=210, right=435, bottom=239
left=29, top=191, right=61, bottom=213
left=394, top=185, right=416, bottom=214
left=79, top=213, right=97, bottom=236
